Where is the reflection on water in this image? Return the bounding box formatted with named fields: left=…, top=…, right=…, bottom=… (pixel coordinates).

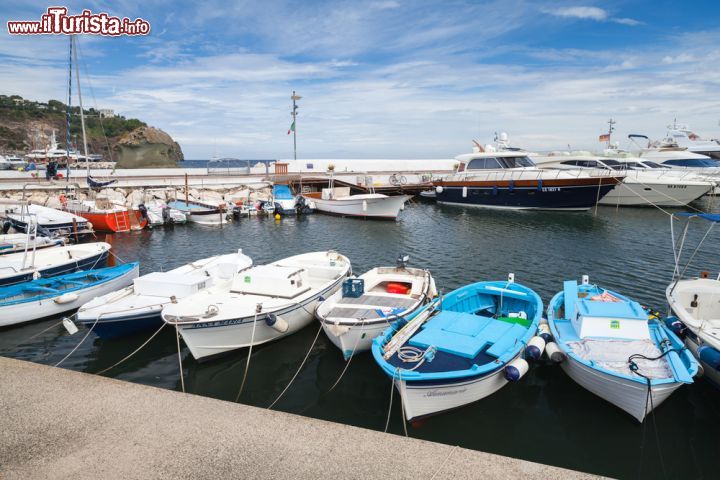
left=2, top=198, right=719, bottom=479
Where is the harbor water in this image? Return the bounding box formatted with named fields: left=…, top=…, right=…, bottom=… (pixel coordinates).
left=2, top=199, right=720, bottom=479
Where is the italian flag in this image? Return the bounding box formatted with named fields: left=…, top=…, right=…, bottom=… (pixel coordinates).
left=287, top=121, right=295, bottom=135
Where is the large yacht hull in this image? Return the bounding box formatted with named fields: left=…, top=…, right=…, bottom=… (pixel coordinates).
left=434, top=177, right=620, bottom=211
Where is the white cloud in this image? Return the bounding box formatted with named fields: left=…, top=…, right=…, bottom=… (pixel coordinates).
left=546, top=6, right=608, bottom=21
left=612, top=17, right=642, bottom=26
left=544, top=6, right=641, bottom=26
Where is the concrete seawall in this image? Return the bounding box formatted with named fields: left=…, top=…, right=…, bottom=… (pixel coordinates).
left=0, top=357, right=600, bottom=479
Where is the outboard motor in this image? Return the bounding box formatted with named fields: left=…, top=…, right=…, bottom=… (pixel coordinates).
left=396, top=254, right=410, bottom=269
left=1, top=220, right=10, bottom=234
left=162, top=205, right=172, bottom=224
left=295, top=195, right=307, bottom=214
left=138, top=203, right=149, bottom=221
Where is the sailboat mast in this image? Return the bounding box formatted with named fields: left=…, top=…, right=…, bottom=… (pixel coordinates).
left=72, top=36, right=89, bottom=175
left=606, top=118, right=616, bottom=149
left=65, top=36, right=72, bottom=179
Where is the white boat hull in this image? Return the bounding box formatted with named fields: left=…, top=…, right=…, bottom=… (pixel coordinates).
left=187, top=211, right=230, bottom=225
left=306, top=195, right=410, bottom=219
left=559, top=355, right=681, bottom=422
left=178, top=283, right=341, bottom=360
left=599, top=181, right=711, bottom=206
left=396, top=355, right=515, bottom=421
left=0, top=264, right=139, bottom=326
left=322, top=321, right=390, bottom=359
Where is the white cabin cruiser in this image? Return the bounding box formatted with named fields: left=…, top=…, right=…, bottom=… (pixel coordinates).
left=1, top=202, right=93, bottom=238
left=534, top=153, right=712, bottom=207
left=433, top=134, right=623, bottom=211
left=162, top=251, right=352, bottom=361
left=664, top=122, right=720, bottom=160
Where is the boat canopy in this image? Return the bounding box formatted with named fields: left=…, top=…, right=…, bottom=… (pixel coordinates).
left=272, top=184, right=295, bottom=200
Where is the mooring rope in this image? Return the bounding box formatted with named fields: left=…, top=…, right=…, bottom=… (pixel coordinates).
left=54, top=312, right=99, bottom=367
left=267, top=323, right=323, bottom=410
left=175, top=323, right=185, bottom=393
left=384, top=368, right=398, bottom=433
left=430, top=445, right=459, bottom=480
left=235, top=310, right=259, bottom=402
left=95, top=322, right=167, bottom=375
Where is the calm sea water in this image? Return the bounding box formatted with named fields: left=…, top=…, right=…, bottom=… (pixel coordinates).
left=2, top=198, right=720, bottom=479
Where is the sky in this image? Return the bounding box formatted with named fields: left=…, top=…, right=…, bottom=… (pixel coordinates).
left=1, top=0, right=719, bottom=159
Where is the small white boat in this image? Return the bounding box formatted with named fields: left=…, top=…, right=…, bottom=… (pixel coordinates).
left=547, top=276, right=698, bottom=422
left=666, top=213, right=720, bottom=389
left=303, top=187, right=410, bottom=220
left=316, top=257, right=437, bottom=359
left=0, top=263, right=139, bottom=327
left=167, top=199, right=231, bottom=225
left=77, top=249, right=253, bottom=339
left=0, top=233, right=65, bottom=255
left=1, top=202, right=93, bottom=238
left=141, top=201, right=187, bottom=227
left=162, top=251, right=351, bottom=361
left=0, top=242, right=110, bottom=286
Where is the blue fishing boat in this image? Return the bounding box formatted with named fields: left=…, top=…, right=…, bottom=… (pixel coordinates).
left=272, top=184, right=313, bottom=215
left=371, top=276, right=543, bottom=421
left=0, top=263, right=139, bottom=327
left=546, top=276, right=698, bottom=422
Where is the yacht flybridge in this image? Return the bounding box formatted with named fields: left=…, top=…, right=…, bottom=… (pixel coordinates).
left=433, top=134, right=623, bottom=211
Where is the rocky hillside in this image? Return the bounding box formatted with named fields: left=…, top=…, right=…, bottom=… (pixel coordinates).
left=0, top=95, right=183, bottom=167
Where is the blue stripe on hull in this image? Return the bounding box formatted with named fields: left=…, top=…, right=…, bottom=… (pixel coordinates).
left=0, top=251, right=108, bottom=287
left=436, top=185, right=615, bottom=210
left=79, top=312, right=163, bottom=339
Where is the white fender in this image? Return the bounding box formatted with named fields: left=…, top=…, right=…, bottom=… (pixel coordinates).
left=545, top=342, right=567, bottom=363
left=268, top=315, right=289, bottom=333
left=62, top=317, right=79, bottom=335
left=435, top=186, right=444, bottom=194
left=504, top=358, right=529, bottom=382
left=462, top=186, right=468, bottom=198
left=538, top=323, right=552, bottom=343
left=525, top=336, right=546, bottom=361
left=54, top=292, right=79, bottom=304
left=362, top=200, right=368, bottom=212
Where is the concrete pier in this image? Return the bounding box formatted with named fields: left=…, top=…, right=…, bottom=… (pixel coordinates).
left=0, top=357, right=600, bottom=479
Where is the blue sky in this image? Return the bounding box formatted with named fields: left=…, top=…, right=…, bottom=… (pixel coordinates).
left=1, top=0, right=719, bottom=159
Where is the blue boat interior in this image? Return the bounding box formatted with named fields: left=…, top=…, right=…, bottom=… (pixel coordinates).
left=384, top=282, right=540, bottom=376
left=549, top=281, right=699, bottom=383
left=273, top=185, right=295, bottom=200
left=0, top=263, right=137, bottom=306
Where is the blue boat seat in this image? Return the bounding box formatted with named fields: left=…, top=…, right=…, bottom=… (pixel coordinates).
left=485, top=323, right=526, bottom=358
left=411, top=311, right=523, bottom=359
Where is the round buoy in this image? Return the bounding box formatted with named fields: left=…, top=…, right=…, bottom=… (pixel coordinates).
left=275, top=213, right=281, bottom=220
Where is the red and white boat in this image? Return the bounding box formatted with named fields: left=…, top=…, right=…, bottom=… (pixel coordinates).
left=63, top=197, right=147, bottom=233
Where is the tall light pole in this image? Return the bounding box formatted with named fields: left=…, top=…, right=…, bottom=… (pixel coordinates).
left=291, top=91, right=301, bottom=161
left=606, top=118, right=616, bottom=148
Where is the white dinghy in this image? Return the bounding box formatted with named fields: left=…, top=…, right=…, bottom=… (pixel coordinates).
left=77, top=249, right=253, bottom=339
left=162, top=251, right=352, bottom=361
left=303, top=186, right=410, bottom=220
left=316, top=256, right=437, bottom=359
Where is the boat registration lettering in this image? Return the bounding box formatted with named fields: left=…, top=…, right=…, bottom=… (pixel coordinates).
left=541, top=187, right=560, bottom=192
left=610, top=320, right=620, bottom=329
left=244, top=275, right=251, bottom=283
left=425, top=388, right=467, bottom=397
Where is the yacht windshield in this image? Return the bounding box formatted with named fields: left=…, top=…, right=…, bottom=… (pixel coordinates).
left=599, top=159, right=625, bottom=170
left=641, top=161, right=665, bottom=168
left=466, top=157, right=502, bottom=170
left=498, top=156, right=535, bottom=168
left=664, top=158, right=720, bottom=167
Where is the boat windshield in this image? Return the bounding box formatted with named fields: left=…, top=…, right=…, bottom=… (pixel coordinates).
left=664, top=158, right=720, bottom=167
left=498, top=156, right=536, bottom=168
left=640, top=161, right=665, bottom=168
left=599, top=159, right=625, bottom=170
left=618, top=162, right=645, bottom=170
